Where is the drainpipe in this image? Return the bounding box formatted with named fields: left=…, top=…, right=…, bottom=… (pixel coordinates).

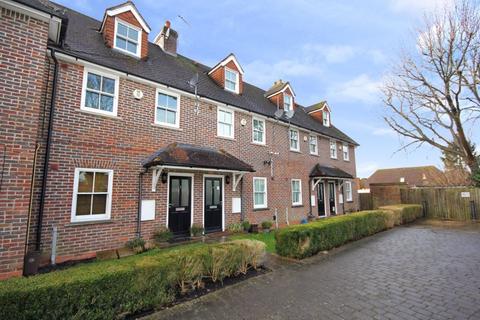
left=240, top=177, right=244, bottom=221
left=35, top=49, right=59, bottom=252
left=308, top=178, right=313, bottom=218
left=136, top=169, right=147, bottom=238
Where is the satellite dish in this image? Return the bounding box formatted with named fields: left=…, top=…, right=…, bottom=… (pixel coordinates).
left=188, top=73, right=199, bottom=88
left=285, top=110, right=295, bottom=119
left=274, top=109, right=284, bottom=119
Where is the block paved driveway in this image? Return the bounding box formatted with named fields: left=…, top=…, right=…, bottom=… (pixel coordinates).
left=146, top=222, right=480, bottom=320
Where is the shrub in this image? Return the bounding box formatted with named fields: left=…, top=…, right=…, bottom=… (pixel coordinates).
left=0, top=240, right=266, bottom=320
left=125, top=237, right=147, bottom=253
left=153, top=227, right=173, bottom=243
left=261, top=220, right=273, bottom=230
left=380, top=204, right=423, bottom=225
left=190, top=224, right=204, bottom=237
left=227, top=222, right=243, bottom=233
left=241, top=220, right=251, bottom=232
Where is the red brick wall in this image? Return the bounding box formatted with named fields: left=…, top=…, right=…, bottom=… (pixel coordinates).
left=102, top=11, right=149, bottom=59
left=27, top=60, right=359, bottom=268
left=0, top=8, right=50, bottom=279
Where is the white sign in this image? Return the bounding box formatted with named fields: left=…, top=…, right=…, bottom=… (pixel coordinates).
left=311, top=195, right=316, bottom=207
left=141, top=200, right=155, bottom=221
left=232, top=197, right=241, bottom=213
left=461, top=192, right=471, bottom=198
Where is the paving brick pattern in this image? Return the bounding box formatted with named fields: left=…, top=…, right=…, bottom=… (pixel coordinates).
left=147, top=224, right=480, bottom=320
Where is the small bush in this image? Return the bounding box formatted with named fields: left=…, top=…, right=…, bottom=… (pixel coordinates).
left=380, top=204, right=423, bottom=224
left=125, top=237, right=147, bottom=253
left=241, top=220, right=251, bottom=232
left=261, top=220, right=273, bottom=230
left=227, top=222, right=244, bottom=233
left=153, top=227, right=173, bottom=243
left=0, top=240, right=266, bottom=320
left=190, top=224, right=204, bottom=237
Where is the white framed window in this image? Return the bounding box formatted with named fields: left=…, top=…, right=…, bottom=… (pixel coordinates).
left=309, top=135, right=318, bottom=155
left=323, top=110, right=330, bottom=127
left=291, top=179, right=302, bottom=206
left=155, top=89, right=180, bottom=128
left=253, top=177, right=267, bottom=209
left=289, top=129, right=299, bottom=151
left=343, top=143, right=350, bottom=161
left=330, top=140, right=337, bottom=159
left=284, top=93, right=292, bottom=111
left=345, top=181, right=353, bottom=202
left=217, top=106, right=234, bottom=139
left=71, top=168, right=113, bottom=222
left=225, top=68, right=239, bottom=93
left=114, top=18, right=141, bottom=57
left=252, top=117, right=266, bottom=145
left=81, top=68, right=119, bottom=116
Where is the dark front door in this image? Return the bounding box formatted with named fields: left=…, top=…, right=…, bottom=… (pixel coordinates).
left=204, top=177, right=223, bottom=233
left=328, top=181, right=336, bottom=215
left=168, top=176, right=191, bottom=236
left=317, top=182, right=326, bottom=217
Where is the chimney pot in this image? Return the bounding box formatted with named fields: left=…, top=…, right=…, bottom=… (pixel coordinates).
left=165, top=20, right=171, bottom=28
left=154, top=20, right=178, bottom=56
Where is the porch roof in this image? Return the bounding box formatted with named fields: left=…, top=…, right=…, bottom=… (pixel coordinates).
left=142, top=143, right=255, bottom=172
left=310, top=164, right=353, bottom=179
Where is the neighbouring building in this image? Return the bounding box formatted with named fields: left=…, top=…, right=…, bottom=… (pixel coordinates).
left=0, top=0, right=359, bottom=279
left=367, top=166, right=454, bottom=188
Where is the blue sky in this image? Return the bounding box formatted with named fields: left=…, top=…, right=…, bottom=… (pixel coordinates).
left=56, top=0, right=456, bottom=177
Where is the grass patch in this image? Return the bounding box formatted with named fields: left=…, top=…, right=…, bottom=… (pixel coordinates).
left=230, top=232, right=276, bottom=253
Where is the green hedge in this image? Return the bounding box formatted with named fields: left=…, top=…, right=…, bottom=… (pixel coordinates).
left=275, top=205, right=422, bottom=259
left=380, top=204, right=423, bottom=225
left=0, top=239, right=265, bottom=320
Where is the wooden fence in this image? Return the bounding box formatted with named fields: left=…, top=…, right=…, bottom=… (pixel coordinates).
left=400, top=187, right=480, bottom=220
left=359, top=193, right=373, bottom=211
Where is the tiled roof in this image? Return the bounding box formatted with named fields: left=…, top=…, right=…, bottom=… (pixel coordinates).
left=305, top=101, right=327, bottom=113
left=310, top=164, right=354, bottom=179
left=43, top=1, right=358, bottom=145
left=13, top=0, right=65, bottom=17
left=367, top=166, right=445, bottom=187
left=142, top=143, right=255, bottom=172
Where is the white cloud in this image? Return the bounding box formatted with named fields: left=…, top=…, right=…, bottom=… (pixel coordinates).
left=326, top=74, right=382, bottom=104
left=302, top=44, right=387, bottom=65
left=389, top=0, right=454, bottom=15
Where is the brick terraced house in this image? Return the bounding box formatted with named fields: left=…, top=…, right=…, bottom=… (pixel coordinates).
left=0, top=0, right=359, bottom=279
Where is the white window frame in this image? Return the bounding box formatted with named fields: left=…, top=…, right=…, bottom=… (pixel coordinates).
left=71, top=168, right=114, bottom=223
left=154, top=88, right=181, bottom=128
left=289, top=129, right=300, bottom=152
left=224, top=67, right=240, bottom=94
left=309, top=135, right=318, bottom=155
left=217, top=106, right=235, bottom=139
left=345, top=181, right=353, bottom=202
left=291, top=179, right=303, bottom=206
left=284, top=93, right=293, bottom=111
left=253, top=177, right=268, bottom=209
left=252, top=117, right=266, bottom=145
left=343, top=143, right=350, bottom=161
left=330, top=140, right=338, bottom=159
left=323, top=110, right=330, bottom=127
left=80, top=67, right=120, bottom=117
left=114, top=18, right=142, bottom=58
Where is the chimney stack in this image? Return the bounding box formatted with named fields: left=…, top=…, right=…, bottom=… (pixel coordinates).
left=154, top=20, right=178, bottom=56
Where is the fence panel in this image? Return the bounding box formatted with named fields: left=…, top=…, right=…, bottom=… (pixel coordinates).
left=359, top=193, right=373, bottom=211
left=400, top=187, right=480, bottom=220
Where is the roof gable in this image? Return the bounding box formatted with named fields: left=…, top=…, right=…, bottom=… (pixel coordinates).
left=100, top=2, right=151, bottom=33
left=208, top=53, right=244, bottom=75
left=265, top=81, right=296, bottom=98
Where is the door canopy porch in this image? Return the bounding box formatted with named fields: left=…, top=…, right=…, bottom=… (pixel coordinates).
left=143, top=143, right=255, bottom=192
left=310, top=164, right=354, bottom=190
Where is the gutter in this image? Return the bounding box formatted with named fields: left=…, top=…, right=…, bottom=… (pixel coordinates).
left=35, top=49, right=59, bottom=252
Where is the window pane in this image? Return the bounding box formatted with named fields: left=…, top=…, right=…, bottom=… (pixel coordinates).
left=206, top=180, right=212, bottom=206
left=78, top=171, right=94, bottom=192
left=85, top=91, right=99, bottom=109
left=157, top=108, right=166, bottom=123
left=127, top=27, right=138, bottom=41
left=224, top=111, right=232, bottom=124
left=102, top=77, right=115, bottom=94
left=254, top=179, right=265, bottom=192
left=213, top=180, right=220, bottom=204
left=92, top=194, right=107, bottom=215
left=226, top=80, right=236, bottom=91
left=166, top=110, right=176, bottom=124
left=171, top=179, right=179, bottom=206
left=100, top=95, right=114, bottom=112
left=181, top=179, right=189, bottom=207
left=94, top=172, right=109, bottom=192
left=254, top=193, right=264, bottom=206
left=116, top=36, right=127, bottom=50
left=117, top=23, right=128, bottom=37
left=158, top=93, right=168, bottom=106
left=127, top=41, right=137, bottom=54
left=87, top=73, right=101, bottom=90
left=76, top=194, right=91, bottom=215
left=165, top=95, right=175, bottom=109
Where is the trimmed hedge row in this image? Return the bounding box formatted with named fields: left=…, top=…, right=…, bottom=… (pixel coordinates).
left=275, top=204, right=422, bottom=259
left=0, top=239, right=265, bottom=320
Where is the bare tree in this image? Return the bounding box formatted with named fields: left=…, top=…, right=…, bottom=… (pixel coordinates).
left=383, top=0, right=480, bottom=184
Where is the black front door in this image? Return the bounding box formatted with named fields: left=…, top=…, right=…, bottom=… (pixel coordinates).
left=204, top=177, right=223, bottom=233
left=328, top=181, right=336, bottom=215
left=317, top=182, right=326, bottom=217
left=168, top=176, right=191, bottom=236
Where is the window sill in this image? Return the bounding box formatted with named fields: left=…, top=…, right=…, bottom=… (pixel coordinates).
left=78, top=108, right=120, bottom=120
left=330, top=157, right=338, bottom=160
left=217, top=135, right=236, bottom=141
left=151, top=123, right=183, bottom=131
left=292, top=204, right=304, bottom=208
left=310, top=153, right=319, bottom=157
left=290, top=149, right=301, bottom=154
left=251, top=142, right=267, bottom=147
left=67, top=219, right=113, bottom=227
left=253, top=207, right=270, bottom=212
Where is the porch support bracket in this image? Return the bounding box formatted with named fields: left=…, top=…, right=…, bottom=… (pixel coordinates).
left=312, top=178, right=323, bottom=191
left=151, top=166, right=165, bottom=192
left=232, top=172, right=245, bottom=192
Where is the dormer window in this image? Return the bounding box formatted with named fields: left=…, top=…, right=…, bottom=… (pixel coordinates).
left=114, top=19, right=141, bottom=57
left=225, top=68, right=239, bottom=93
left=323, top=110, right=330, bottom=127
left=284, top=94, right=292, bottom=111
